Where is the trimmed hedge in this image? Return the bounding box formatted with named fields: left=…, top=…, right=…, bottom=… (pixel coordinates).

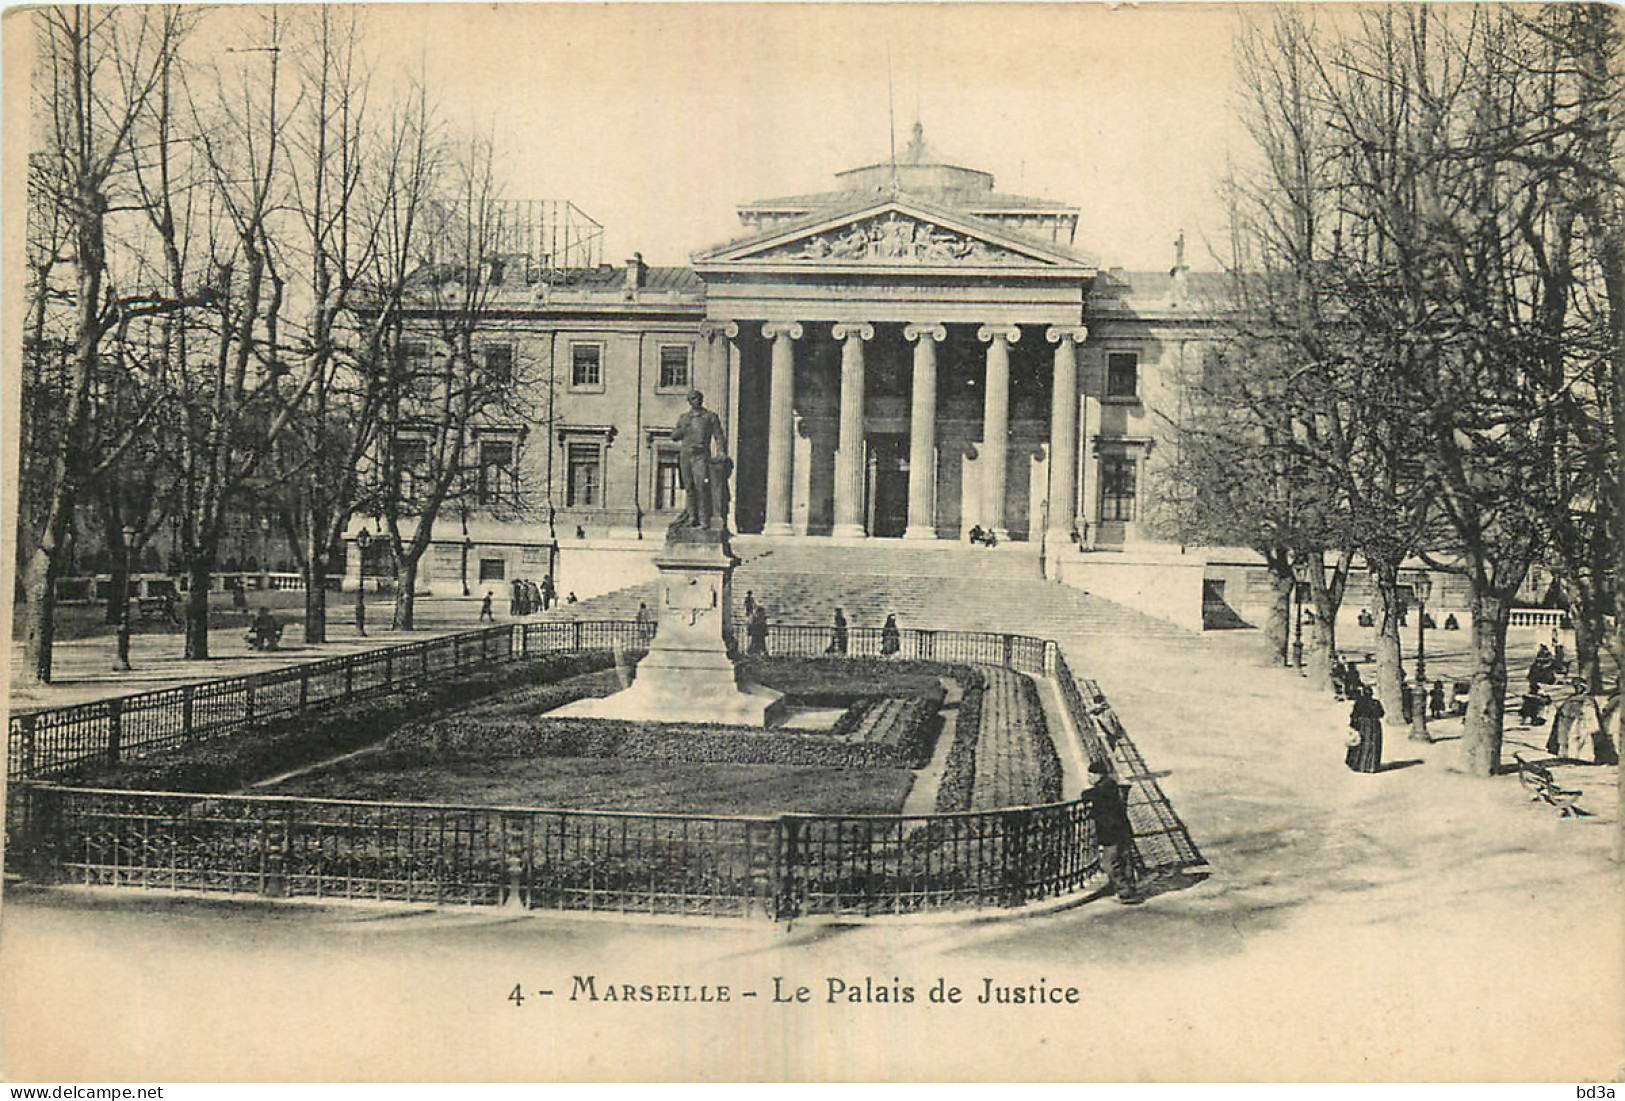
left=837, top=696, right=941, bottom=769
left=933, top=670, right=987, bottom=813
left=66, top=650, right=619, bottom=794
left=739, top=657, right=950, bottom=708
left=387, top=715, right=913, bottom=769
left=1017, top=674, right=1064, bottom=805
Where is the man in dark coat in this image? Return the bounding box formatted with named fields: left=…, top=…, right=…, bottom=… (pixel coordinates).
left=1086, top=760, right=1138, bottom=903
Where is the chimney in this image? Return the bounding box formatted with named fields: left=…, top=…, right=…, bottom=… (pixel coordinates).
left=624, top=252, right=646, bottom=299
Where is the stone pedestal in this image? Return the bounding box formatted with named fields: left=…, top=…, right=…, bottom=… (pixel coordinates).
left=552, top=527, right=779, bottom=726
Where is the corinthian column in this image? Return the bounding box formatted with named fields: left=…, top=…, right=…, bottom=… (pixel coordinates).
left=903, top=323, right=946, bottom=540
left=1045, top=326, right=1087, bottom=554
left=831, top=322, right=874, bottom=538
left=977, top=324, right=1020, bottom=542
left=760, top=321, right=803, bottom=536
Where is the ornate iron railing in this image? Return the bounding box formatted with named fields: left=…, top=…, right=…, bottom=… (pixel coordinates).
left=4, top=784, right=1100, bottom=920
left=6, top=624, right=542, bottom=782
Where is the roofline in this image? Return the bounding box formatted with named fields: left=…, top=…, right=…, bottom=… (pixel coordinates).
left=694, top=194, right=1096, bottom=268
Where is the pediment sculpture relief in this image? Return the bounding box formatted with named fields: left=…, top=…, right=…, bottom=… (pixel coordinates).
left=759, top=214, right=1036, bottom=265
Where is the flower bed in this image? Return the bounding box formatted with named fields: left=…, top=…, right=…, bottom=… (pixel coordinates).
left=738, top=657, right=952, bottom=707
left=836, top=696, right=941, bottom=768
left=934, top=670, right=987, bottom=813
left=387, top=714, right=916, bottom=770
left=62, top=651, right=619, bottom=794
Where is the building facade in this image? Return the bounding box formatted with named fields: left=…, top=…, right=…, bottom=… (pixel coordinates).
left=366, top=129, right=1229, bottom=607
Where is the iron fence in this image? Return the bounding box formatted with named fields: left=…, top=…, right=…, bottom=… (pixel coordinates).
left=736, top=624, right=1049, bottom=671
left=6, top=783, right=1101, bottom=920
left=4, top=618, right=1169, bottom=916
left=6, top=624, right=551, bottom=782
left=9, top=622, right=1070, bottom=784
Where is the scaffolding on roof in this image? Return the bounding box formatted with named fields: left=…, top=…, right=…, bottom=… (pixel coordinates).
left=490, top=199, right=605, bottom=283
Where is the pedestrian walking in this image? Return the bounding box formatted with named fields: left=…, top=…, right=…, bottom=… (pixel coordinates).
left=635, top=601, right=656, bottom=642
left=743, top=591, right=756, bottom=622
left=479, top=591, right=495, bottom=622
left=1346, top=686, right=1384, bottom=773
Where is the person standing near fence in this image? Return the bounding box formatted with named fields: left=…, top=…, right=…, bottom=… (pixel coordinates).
left=747, top=604, right=769, bottom=656
left=1085, top=759, right=1139, bottom=904
left=541, top=574, right=556, bottom=611
left=880, top=613, right=901, bottom=656
left=826, top=608, right=848, bottom=655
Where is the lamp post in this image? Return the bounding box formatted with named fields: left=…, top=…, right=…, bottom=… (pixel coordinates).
left=116, top=524, right=136, bottom=671
left=354, top=528, right=371, bottom=637
left=1292, top=580, right=1306, bottom=671
left=1409, top=570, right=1433, bottom=743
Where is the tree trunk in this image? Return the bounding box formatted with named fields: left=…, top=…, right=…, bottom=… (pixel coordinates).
left=1370, top=559, right=1406, bottom=728
left=1462, top=587, right=1510, bottom=777
left=1306, top=615, right=1334, bottom=693
left=18, top=538, right=63, bottom=686
left=183, top=560, right=214, bottom=660
left=1305, top=553, right=1344, bottom=694
left=1568, top=597, right=1604, bottom=689
left=1261, top=550, right=1292, bottom=667
left=304, top=538, right=328, bottom=645
left=392, top=556, right=419, bottom=630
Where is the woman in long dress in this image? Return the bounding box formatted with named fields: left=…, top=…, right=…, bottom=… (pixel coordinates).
left=1346, top=686, right=1384, bottom=773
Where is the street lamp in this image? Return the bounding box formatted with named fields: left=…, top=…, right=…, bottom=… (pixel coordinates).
left=1292, top=579, right=1307, bottom=671
left=1410, top=570, right=1433, bottom=743
left=116, top=524, right=137, bottom=671
left=354, top=528, right=372, bottom=637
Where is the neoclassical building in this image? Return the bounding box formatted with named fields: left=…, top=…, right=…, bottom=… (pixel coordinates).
left=362, top=128, right=1231, bottom=623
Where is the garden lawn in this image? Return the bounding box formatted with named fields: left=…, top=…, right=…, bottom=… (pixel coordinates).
left=269, top=755, right=914, bottom=815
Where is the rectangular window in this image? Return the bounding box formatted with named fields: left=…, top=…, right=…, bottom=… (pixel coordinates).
left=658, top=345, right=691, bottom=391
left=394, top=436, right=428, bottom=501
left=566, top=443, right=601, bottom=507
left=571, top=343, right=603, bottom=390
left=1099, top=456, right=1138, bottom=522
left=654, top=448, right=682, bottom=511
left=478, top=439, right=517, bottom=505
left=483, top=343, right=514, bottom=385
left=478, top=558, right=506, bottom=582
left=1106, top=352, right=1140, bottom=400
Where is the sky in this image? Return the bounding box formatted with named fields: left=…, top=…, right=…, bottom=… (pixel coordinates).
left=371, top=3, right=1250, bottom=271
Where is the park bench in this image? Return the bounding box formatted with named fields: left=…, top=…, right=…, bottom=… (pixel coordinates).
left=244, top=621, right=284, bottom=651
left=1513, top=753, right=1591, bottom=818
left=135, top=596, right=178, bottom=622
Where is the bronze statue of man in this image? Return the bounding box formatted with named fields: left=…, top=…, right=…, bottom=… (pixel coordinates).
left=673, top=389, right=727, bottom=528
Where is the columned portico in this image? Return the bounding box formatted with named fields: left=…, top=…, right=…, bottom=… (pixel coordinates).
left=903, top=323, right=946, bottom=540
left=1045, top=325, right=1087, bottom=555
left=831, top=322, right=875, bottom=538
left=977, top=324, right=1020, bottom=542
left=760, top=321, right=803, bottom=536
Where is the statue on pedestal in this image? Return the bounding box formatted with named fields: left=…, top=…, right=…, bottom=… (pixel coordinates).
left=672, top=389, right=730, bottom=537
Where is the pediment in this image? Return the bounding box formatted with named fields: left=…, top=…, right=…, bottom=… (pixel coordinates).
left=694, top=200, right=1088, bottom=271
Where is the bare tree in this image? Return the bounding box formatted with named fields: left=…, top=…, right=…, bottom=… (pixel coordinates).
left=18, top=7, right=197, bottom=683
left=373, top=133, right=534, bottom=629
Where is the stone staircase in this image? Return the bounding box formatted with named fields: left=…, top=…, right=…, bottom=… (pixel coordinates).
left=546, top=538, right=1193, bottom=642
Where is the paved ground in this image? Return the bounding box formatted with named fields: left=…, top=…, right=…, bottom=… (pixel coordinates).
left=2, top=621, right=1618, bottom=1082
